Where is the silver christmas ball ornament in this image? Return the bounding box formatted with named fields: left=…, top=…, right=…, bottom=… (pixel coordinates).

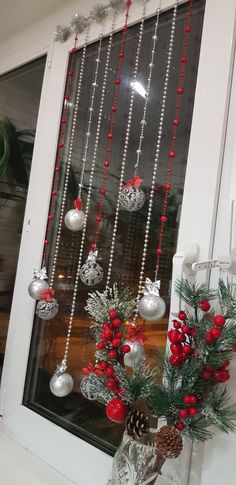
left=36, top=298, right=59, bottom=320
left=50, top=372, right=74, bottom=397
left=123, top=340, right=144, bottom=368
left=80, top=249, right=103, bottom=286
left=64, top=208, right=85, bottom=232
left=28, top=279, right=49, bottom=300
left=80, top=376, right=96, bottom=400
left=120, top=185, right=145, bottom=212
left=138, top=294, right=166, bottom=322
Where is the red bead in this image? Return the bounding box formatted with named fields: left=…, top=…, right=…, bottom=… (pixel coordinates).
left=199, top=300, right=210, bottom=312
left=104, top=367, right=114, bottom=377
left=170, top=343, right=182, bottom=355
left=182, top=345, right=191, bottom=355
left=119, top=51, right=124, bottom=58
left=106, top=380, right=114, bottom=390
left=183, top=395, right=192, bottom=405
left=104, top=329, right=113, bottom=340
left=90, top=243, right=96, bottom=250
left=68, top=71, right=74, bottom=77
left=123, top=25, right=128, bottom=31
left=61, top=118, right=67, bottom=124
left=126, top=0, right=132, bottom=5
left=173, top=118, right=180, bottom=126
left=177, top=333, right=186, bottom=343
left=177, top=87, right=184, bottom=94
left=204, top=332, right=213, bottom=345
left=55, top=166, right=60, bottom=172
left=181, top=57, right=188, bottom=63
left=122, top=344, right=131, bottom=354
left=109, top=310, right=117, bottom=319
left=71, top=47, right=77, bottom=54
left=59, top=143, right=64, bottom=148
left=97, top=341, right=106, bottom=349
left=168, top=329, right=180, bottom=344
left=106, top=398, right=128, bottom=423
left=173, top=321, right=181, bottom=329
left=169, top=150, right=176, bottom=158
left=169, top=354, right=182, bottom=366
left=65, top=95, right=70, bottom=100
left=100, top=188, right=106, bottom=196
left=189, top=395, right=198, bottom=405
left=156, top=248, right=163, bottom=255
left=191, top=328, right=197, bottom=337
left=107, top=132, right=113, bottom=140
left=189, top=407, right=198, bottom=416
left=96, top=215, right=102, bottom=223
left=179, top=409, right=189, bottom=419
left=210, top=327, right=221, bottom=339
left=115, top=331, right=122, bottom=338
left=213, top=315, right=226, bottom=327
left=178, top=311, right=186, bottom=321
left=219, top=370, right=230, bottom=382
left=204, top=364, right=214, bottom=372
left=202, top=370, right=211, bottom=379
left=115, top=79, right=121, bottom=85
left=160, top=215, right=167, bottom=222
left=104, top=160, right=110, bottom=167
left=112, top=106, right=117, bottom=112
left=102, top=322, right=109, bottom=329
left=223, top=360, right=230, bottom=368
left=52, top=191, right=57, bottom=196
left=44, top=239, right=49, bottom=246
left=48, top=215, right=53, bottom=221
left=112, top=338, right=121, bottom=348
left=109, top=350, right=118, bottom=360
left=182, top=325, right=191, bottom=335
left=175, top=422, right=185, bottom=431
left=185, top=25, right=191, bottom=33
left=165, top=183, right=171, bottom=191
left=100, top=360, right=108, bottom=369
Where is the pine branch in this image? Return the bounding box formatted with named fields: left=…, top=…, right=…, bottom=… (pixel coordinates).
left=202, top=387, right=236, bottom=433
left=218, top=279, right=236, bottom=320
left=86, top=284, right=136, bottom=323
left=175, top=278, right=216, bottom=310
left=184, top=416, right=213, bottom=442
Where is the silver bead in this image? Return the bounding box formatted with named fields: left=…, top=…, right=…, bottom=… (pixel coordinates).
left=64, top=209, right=85, bottom=232
left=50, top=372, right=73, bottom=397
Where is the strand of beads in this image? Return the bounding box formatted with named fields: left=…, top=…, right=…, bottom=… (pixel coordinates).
left=35, top=30, right=90, bottom=322
left=28, top=32, right=82, bottom=305
left=105, top=4, right=146, bottom=289
left=64, top=30, right=104, bottom=233
left=80, top=0, right=133, bottom=287
left=119, top=6, right=160, bottom=213
left=134, top=2, right=178, bottom=324
left=50, top=19, right=116, bottom=397
left=155, top=0, right=192, bottom=275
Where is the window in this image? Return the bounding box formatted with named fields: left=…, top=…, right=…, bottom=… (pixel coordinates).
left=0, top=57, right=46, bottom=380
left=24, top=1, right=205, bottom=455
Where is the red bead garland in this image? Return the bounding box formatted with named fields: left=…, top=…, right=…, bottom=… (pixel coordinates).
left=43, top=33, right=79, bottom=262
left=88, top=0, right=132, bottom=251
left=155, top=0, right=192, bottom=271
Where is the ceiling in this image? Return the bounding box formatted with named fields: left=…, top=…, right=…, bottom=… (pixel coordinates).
left=0, top=0, right=73, bottom=43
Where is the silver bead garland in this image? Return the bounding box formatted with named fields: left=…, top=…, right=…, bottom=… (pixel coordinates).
left=106, top=4, right=146, bottom=288
left=134, top=2, right=178, bottom=323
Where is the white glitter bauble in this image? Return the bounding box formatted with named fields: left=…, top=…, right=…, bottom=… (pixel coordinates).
left=36, top=298, right=59, bottom=320
left=28, top=279, right=49, bottom=300
left=120, top=185, right=145, bottom=212
left=123, top=340, right=144, bottom=368
left=50, top=372, right=74, bottom=397
left=80, top=376, right=96, bottom=400
left=80, top=261, right=103, bottom=286
left=138, top=294, right=166, bottom=322
left=64, top=208, right=85, bottom=232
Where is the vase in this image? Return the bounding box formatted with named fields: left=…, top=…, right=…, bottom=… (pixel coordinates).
left=107, top=432, right=165, bottom=485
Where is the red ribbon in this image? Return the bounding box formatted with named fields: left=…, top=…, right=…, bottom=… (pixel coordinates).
left=73, top=197, right=82, bottom=209
left=124, top=176, right=144, bottom=188
left=126, top=325, right=148, bottom=345
left=40, top=289, right=55, bottom=302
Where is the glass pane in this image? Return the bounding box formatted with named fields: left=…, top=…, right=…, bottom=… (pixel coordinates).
left=24, top=1, right=205, bottom=455
left=0, top=57, right=46, bottom=379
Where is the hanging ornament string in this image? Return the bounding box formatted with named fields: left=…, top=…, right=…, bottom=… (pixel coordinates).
left=50, top=18, right=117, bottom=395
left=105, top=3, right=146, bottom=289
left=84, top=0, right=132, bottom=267
left=64, top=29, right=105, bottom=233
left=155, top=0, right=192, bottom=277
left=133, top=2, right=178, bottom=324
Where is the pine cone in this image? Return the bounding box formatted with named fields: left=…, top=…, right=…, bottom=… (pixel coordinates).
left=126, top=409, right=150, bottom=438
left=155, top=425, right=183, bottom=459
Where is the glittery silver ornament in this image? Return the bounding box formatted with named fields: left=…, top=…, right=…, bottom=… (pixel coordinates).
left=90, top=4, right=108, bottom=23
left=70, top=14, right=90, bottom=34
left=54, top=25, right=71, bottom=42
left=80, top=250, right=103, bottom=286
left=64, top=208, right=85, bottom=232
left=138, top=278, right=166, bottom=322
left=36, top=298, right=59, bottom=320
left=50, top=372, right=74, bottom=397
left=120, top=185, right=145, bottom=212
left=80, top=376, right=96, bottom=400
left=28, top=267, right=49, bottom=300
left=123, top=340, right=144, bottom=368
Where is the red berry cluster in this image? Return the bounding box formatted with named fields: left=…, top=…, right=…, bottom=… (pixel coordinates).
left=204, top=315, right=226, bottom=345
left=202, top=360, right=230, bottom=383
left=175, top=395, right=198, bottom=430
left=97, top=309, right=130, bottom=360
left=82, top=361, right=123, bottom=397
left=168, top=311, right=196, bottom=366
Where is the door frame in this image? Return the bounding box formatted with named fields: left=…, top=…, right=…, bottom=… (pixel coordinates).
left=0, top=0, right=236, bottom=483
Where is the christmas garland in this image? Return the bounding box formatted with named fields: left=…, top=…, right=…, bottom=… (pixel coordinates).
left=81, top=278, right=236, bottom=479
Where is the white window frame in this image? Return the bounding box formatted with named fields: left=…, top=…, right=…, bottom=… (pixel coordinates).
left=0, top=0, right=236, bottom=483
